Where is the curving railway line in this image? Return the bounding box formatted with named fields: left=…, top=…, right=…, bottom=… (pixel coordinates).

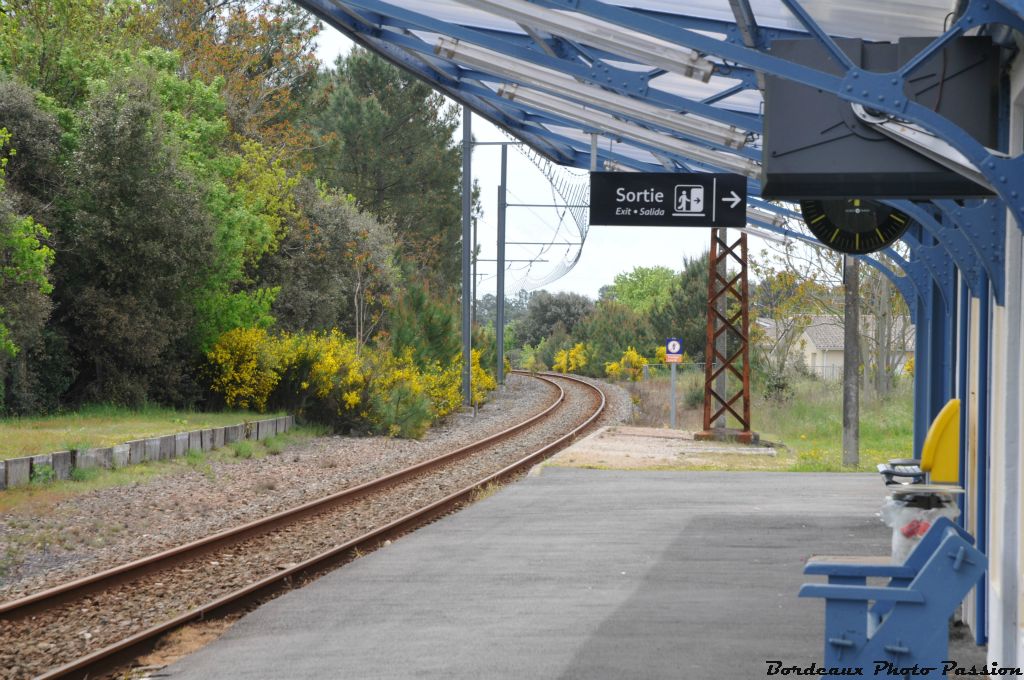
left=0, top=372, right=607, bottom=680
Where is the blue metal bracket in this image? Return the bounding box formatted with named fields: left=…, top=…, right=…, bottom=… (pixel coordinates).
left=590, top=59, right=651, bottom=96
left=996, top=0, right=1024, bottom=20
left=892, top=202, right=985, bottom=300
left=902, top=227, right=954, bottom=313
left=934, top=200, right=1007, bottom=305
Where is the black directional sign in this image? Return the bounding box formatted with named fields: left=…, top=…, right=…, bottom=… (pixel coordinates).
left=589, top=172, right=747, bottom=227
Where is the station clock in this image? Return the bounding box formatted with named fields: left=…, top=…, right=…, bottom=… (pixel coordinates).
left=799, top=199, right=910, bottom=255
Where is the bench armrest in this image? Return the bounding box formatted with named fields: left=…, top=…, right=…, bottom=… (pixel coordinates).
left=798, top=584, right=925, bottom=603
left=804, top=561, right=916, bottom=579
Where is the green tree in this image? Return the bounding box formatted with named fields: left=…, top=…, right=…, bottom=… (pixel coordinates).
left=155, top=0, right=320, bottom=164
left=388, top=281, right=459, bottom=369
left=266, top=180, right=398, bottom=342
left=517, top=290, right=594, bottom=348
left=55, top=69, right=214, bottom=405
left=307, top=49, right=463, bottom=290
left=580, top=300, right=654, bottom=376
left=0, top=126, right=55, bottom=411
left=0, top=0, right=152, bottom=108
left=601, top=265, right=676, bottom=315
left=649, top=254, right=710, bottom=362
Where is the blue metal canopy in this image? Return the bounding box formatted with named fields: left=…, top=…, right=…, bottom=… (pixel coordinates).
left=295, top=0, right=1019, bottom=302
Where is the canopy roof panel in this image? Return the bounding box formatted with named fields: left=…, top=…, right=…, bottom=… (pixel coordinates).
left=298, top=0, right=962, bottom=181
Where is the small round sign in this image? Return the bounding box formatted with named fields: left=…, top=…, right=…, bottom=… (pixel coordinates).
left=666, top=339, right=682, bottom=355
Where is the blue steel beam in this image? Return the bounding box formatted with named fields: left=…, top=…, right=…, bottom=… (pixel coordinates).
left=299, top=0, right=580, bottom=164
left=453, top=66, right=762, bottom=161
left=326, top=0, right=763, bottom=131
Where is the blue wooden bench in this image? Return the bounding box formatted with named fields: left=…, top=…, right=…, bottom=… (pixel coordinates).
left=799, top=518, right=985, bottom=669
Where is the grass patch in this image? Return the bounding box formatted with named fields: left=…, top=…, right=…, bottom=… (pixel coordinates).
left=231, top=440, right=256, bottom=459
left=624, top=371, right=914, bottom=473
left=0, top=404, right=284, bottom=461
left=755, top=377, right=914, bottom=472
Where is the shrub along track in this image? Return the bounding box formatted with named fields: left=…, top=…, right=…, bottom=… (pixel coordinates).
left=0, top=372, right=606, bottom=680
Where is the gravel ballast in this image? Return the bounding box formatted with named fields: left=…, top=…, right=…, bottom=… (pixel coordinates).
left=0, top=374, right=630, bottom=680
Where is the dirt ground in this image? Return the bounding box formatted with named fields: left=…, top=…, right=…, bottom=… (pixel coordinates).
left=543, top=425, right=785, bottom=471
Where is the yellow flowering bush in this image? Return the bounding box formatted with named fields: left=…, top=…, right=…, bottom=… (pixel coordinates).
left=207, top=327, right=499, bottom=437
left=274, top=330, right=366, bottom=428
left=470, top=348, right=497, bottom=404
left=423, top=360, right=462, bottom=419
left=207, top=327, right=281, bottom=411
left=605, top=346, right=648, bottom=381
left=553, top=342, right=588, bottom=374
left=365, top=349, right=432, bottom=438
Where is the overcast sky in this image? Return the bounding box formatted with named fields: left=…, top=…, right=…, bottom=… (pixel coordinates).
left=315, top=25, right=753, bottom=300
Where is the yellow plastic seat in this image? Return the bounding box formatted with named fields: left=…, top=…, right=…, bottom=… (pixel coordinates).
left=920, top=398, right=960, bottom=483
left=877, top=399, right=960, bottom=485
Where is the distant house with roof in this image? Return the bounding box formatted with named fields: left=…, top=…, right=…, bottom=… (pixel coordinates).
left=798, top=315, right=915, bottom=380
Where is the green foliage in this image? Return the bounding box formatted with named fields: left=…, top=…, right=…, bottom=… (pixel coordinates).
left=0, top=2, right=469, bottom=423
left=307, top=49, right=463, bottom=290
left=601, top=266, right=676, bottom=315
left=139, top=52, right=288, bottom=350
left=0, top=0, right=153, bottom=108
left=648, top=254, right=710, bottom=362
left=232, top=440, right=255, bottom=459
left=683, top=380, right=705, bottom=409
left=267, top=180, right=397, bottom=338
left=389, top=282, right=459, bottom=369
left=517, top=290, right=594, bottom=348
left=70, top=466, right=101, bottom=483
left=0, top=125, right=55, bottom=400
left=56, top=67, right=214, bottom=405
left=580, top=300, right=654, bottom=377
left=0, top=78, right=63, bottom=218
left=30, top=462, right=55, bottom=485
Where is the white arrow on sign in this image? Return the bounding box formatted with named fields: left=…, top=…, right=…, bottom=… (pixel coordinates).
left=721, top=190, right=742, bottom=209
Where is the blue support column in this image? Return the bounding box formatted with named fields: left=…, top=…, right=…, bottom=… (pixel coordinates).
left=976, top=272, right=991, bottom=645
left=957, top=274, right=970, bottom=522
left=912, top=256, right=931, bottom=457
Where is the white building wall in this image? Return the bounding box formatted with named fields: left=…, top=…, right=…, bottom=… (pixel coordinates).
left=989, top=54, right=1024, bottom=662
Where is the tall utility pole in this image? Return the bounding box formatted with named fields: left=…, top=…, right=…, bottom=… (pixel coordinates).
left=461, top=109, right=472, bottom=406
left=496, top=144, right=507, bottom=385
left=842, top=255, right=861, bottom=466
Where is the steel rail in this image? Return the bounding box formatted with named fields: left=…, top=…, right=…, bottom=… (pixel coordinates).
left=31, top=372, right=605, bottom=680
left=0, top=373, right=565, bottom=620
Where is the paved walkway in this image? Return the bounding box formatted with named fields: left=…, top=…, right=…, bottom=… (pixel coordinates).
left=163, top=470, right=984, bottom=679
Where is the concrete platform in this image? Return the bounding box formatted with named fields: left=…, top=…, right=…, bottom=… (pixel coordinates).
left=163, top=470, right=986, bottom=679
left=544, top=425, right=778, bottom=469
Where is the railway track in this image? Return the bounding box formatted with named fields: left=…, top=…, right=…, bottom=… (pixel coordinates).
left=0, top=372, right=606, bottom=680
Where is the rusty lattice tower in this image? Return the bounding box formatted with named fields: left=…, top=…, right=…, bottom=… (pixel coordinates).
left=698, top=228, right=757, bottom=444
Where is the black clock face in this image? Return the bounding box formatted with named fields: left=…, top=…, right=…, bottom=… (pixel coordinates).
left=799, top=199, right=910, bottom=254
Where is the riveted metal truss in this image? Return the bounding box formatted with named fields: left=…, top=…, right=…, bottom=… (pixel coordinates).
left=701, top=229, right=753, bottom=437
